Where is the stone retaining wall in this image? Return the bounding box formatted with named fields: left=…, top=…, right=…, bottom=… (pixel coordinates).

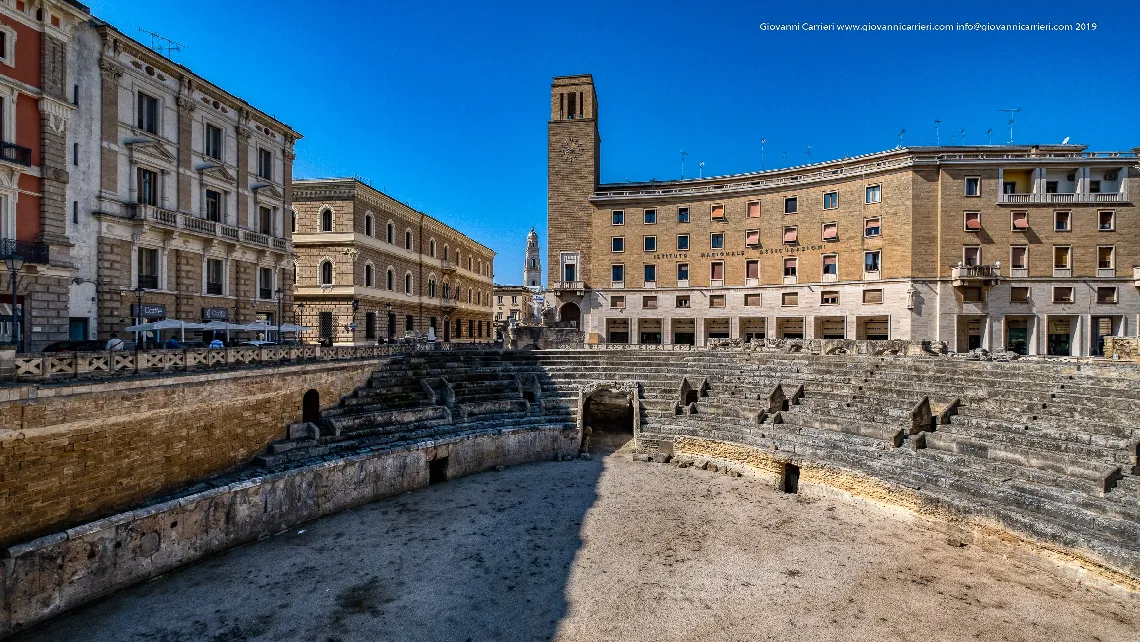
left=0, top=360, right=385, bottom=548
left=0, top=426, right=577, bottom=638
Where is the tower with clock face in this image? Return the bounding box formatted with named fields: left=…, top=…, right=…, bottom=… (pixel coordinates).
left=547, top=75, right=599, bottom=327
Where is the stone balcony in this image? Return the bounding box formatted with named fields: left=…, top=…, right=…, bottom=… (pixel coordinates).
left=551, top=280, right=586, bottom=294
left=998, top=192, right=1128, bottom=205
left=951, top=264, right=1000, bottom=287
left=129, top=205, right=291, bottom=253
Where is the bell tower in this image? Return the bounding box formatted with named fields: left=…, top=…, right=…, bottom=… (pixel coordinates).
left=547, top=74, right=599, bottom=290
left=524, top=228, right=542, bottom=288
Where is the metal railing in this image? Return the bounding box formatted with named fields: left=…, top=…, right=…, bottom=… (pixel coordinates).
left=0, top=140, right=32, bottom=166
left=0, top=238, right=50, bottom=264
left=127, top=206, right=290, bottom=252
left=952, top=264, right=1000, bottom=279
left=998, top=192, right=1127, bottom=204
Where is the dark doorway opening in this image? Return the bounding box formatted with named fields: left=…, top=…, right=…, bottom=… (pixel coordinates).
left=781, top=463, right=800, bottom=493
left=522, top=390, right=536, bottom=404
left=582, top=389, right=633, bottom=451
left=429, top=457, right=448, bottom=484
left=684, top=389, right=698, bottom=406
left=560, top=302, right=580, bottom=328
left=302, top=389, right=320, bottom=424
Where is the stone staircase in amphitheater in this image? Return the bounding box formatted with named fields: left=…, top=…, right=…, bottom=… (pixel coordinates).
left=244, top=347, right=1140, bottom=579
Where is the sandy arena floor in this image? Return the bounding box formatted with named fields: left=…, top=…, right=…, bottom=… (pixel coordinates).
left=15, top=443, right=1140, bottom=642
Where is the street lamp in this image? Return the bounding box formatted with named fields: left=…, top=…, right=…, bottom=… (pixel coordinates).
left=4, top=255, right=23, bottom=350
left=384, top=302, right=392, bottom=343
left=274, top=287, right=284, bottom=343
left=132, top=284, right=146, bottom=353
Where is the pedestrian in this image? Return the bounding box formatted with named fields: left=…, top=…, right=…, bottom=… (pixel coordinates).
left=105, top=333, right=125, bottom=351
left=164, top=337, right=181, bottom=350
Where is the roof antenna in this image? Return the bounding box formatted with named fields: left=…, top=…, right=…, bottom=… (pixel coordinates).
left=897, top=129, right=906, bottom=148
left=998, top=108, right=1020, bottom=144
left=781, top=149, right=788, bottom=166
left=806, top=145, right=813, bottom=163
left=934, top=119, right=942, bottom=145
left=957, top=129, right=966, bottom=146
left=698, top=161, right=705, bottom=178
left=138, top=28, right=184, bottom=59
left=761, top=138, right=767, bottom=170
left=986, top=128, right=993, bottom=145
left=680, top=150, right=688, bottom=180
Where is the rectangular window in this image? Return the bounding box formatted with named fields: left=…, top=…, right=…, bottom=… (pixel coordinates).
left=1054, top=211, right=1071, bottom=231
left=137, top=92, right=158, bottom=134
left=72, top=142, right=78, bottom=166
left=72, top=201, right=78, bottom=224
left=610, top=296, right=625, bottom=309
left=962, top=287, right=983, bottom=302
left=821, top=290, right=839, bottom=305
left=865, top=184, right=882, bottom=204
left=784, top=197, right=798, bottom=214
left=611, top=210, right=625, bottom=225
left=864, top=217, right=881, bottom=237
left=711, top=204, right=725, bottom=220
left=783, top=257, right=797, bottom=277
left=710, top=232, right=724, bottom=249
left=1099, top=210, right=1115, bottom=231
left=365, top=312, right=377, bottom=339
left=822, top=222, right=838, bottom=241
left=1003, top=181, right=1017, bottom=194
left=137, top=168, right=158, bottom=205
left=1089, top=180, right=1101, bottom=193
left=677, top=263, right=689, bottom=281
left=864, top=250, right=881, bottom=272
left=710, top=262, right=724, bottom=281
left=1045, top=181, right=1058, bottom=194
left=319, top=311, right=333, bottom=339
left=257, top=148, right=273, bottom=180
left=677, top=234, right=689, bottom=251
left=1052, top=286, right=1074, bottom=304
left=863, top=289, right=883, bottom=304
left=643, top=209, right=657, bottom=224
left=823, top=191, right=838, bottom=210
left=611, top=237, right=624, bottom=252
left=745, top=259, right=759, bottom=280
left=644, top=264, right=656, bottom=282
left=611, top=264, right=624, bottom=282
left=1010, top=245, right=1027, bottom=269
left=781, top=292, right=798, bottom=306
left=1010, top=286, right=1029, bottom=303
left=205, top=189, right=222, bottom=222
left=259, top=206, right=272, bottom=235
left=137, top=248, right=158, bottom=289
left=677, top=207, right=689, bottom=223
left=709, top=295, right=726, bottom=308
left=822, top=254, right=837, bottom=275
left=205, top=123, right=223, bottom=160
left=676, top=295, right=690, bottom=308
left=643, top=236, right=657, bottom=252
left=964, top=211, right=981, bottom=231
left=783, top=226, right=797, bottom=245
left=1011, top=211, right=1028, bottom=231
left=965, top=177, right=980, bottom=196
left=206, top=259, right=224, bottom=295
left=747, top=201, right=760, bottom=218
left=1097, top=287, right=1118, bottom=304
left=963, top=246, right=980, bottom=267
left=259, top=267, right=274, bottom=299
left=643, top=295, right=657, bottom=309
left=744, top=293, right=761, bottom=306
left=745, top=229, right=760, bottom=246
left=1098, top=246, right=1114, bottom=269
left=1053, top=246, right=1071, bottom=269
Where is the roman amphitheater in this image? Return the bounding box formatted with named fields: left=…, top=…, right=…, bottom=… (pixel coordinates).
left=2, top=341, right=1140, bottom=640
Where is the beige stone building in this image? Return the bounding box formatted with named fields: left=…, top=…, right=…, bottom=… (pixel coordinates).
left=547, top=74, right=1138, bottom=356
left=292, top=178, right=494, bottom=344
left=86, top=20, right=300, bottom=339
left=493, top=285, right=535, bottom=324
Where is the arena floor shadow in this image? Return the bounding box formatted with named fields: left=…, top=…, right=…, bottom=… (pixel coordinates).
left=13, top=445, right=1140, bottom=642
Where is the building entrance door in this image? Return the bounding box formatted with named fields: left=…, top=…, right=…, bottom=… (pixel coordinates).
left=1006, top=320, right=1028, bottom=355
left=1047, top=318, right=1072, bottom=356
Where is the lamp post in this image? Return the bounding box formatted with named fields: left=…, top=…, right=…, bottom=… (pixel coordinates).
left=274, top=287, right=283, bottom=343
left=384, top=302, right=392, bottom=343
left=4, top=255, right=23, bottom=350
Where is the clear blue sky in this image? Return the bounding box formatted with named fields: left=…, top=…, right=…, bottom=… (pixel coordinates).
left=87, top=0, right=1140, bottom=286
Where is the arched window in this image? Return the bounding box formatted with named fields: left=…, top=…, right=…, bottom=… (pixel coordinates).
left=386, top=268, right=394, bottom=290
left=404, top=273, right=412, bottom=295
left=364, top=264, right=374, bottom=287
left=455, top=250, right=460, bottom=266
left=443, top=282, right=450, bottom=299
left=405, top=230, right=412, bottom=250
left=429, top=240, right=436, bottom=257
left=428, top=279, right=436, bottom=297
left=405, top=315, right=414, bottom=331
left=320, top=260, right=333, bottom=285
left=365, top=214, right=373, bottom=237
left=443, top=245, right=449, bottom=261
left=386, top=222, right=394, bottom=244
left=320, top=208, right=333, bottom=232
left=291, top=210, right=297, bottom=233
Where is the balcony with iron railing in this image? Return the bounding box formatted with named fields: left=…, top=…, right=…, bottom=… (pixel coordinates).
left=128, top=205, right=291, bottom=253
left=0, top=140, right=32, bottom=167
left=0, top=238, right=50, bottom=264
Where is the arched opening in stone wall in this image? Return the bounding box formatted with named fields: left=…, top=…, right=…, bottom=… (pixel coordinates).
left=560, top=302, right=580, bottom=328
left=302, top=389, right=321, bottom=424
left=582, top=388, right=633, bottom=451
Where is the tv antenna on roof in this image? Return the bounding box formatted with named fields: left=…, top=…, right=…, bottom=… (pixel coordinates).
left=761, top=138, right=766, bottom=170
left=680, top=150, right=688, bottom=180
left=897, top=129, right=906, bottom=148
left=986, top=128, right=993, bottom=145
left=998, top=108, right=1020, bottom=144
left=699, top=160, right=705, bottom=178
left=806, top=145, right=813, bottom=163
left=934, top=119, right=942, bottom=145
left=138, top=28, right=184, bottom=59
left=956, top=129, right=966, bottom=145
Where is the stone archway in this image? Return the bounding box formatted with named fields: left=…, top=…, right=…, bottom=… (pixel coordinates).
left=578, top=381, right=639, bottom=452
left=302, top=389, right=320, bottom=424
left=560, top=302, right=580, bottom=327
